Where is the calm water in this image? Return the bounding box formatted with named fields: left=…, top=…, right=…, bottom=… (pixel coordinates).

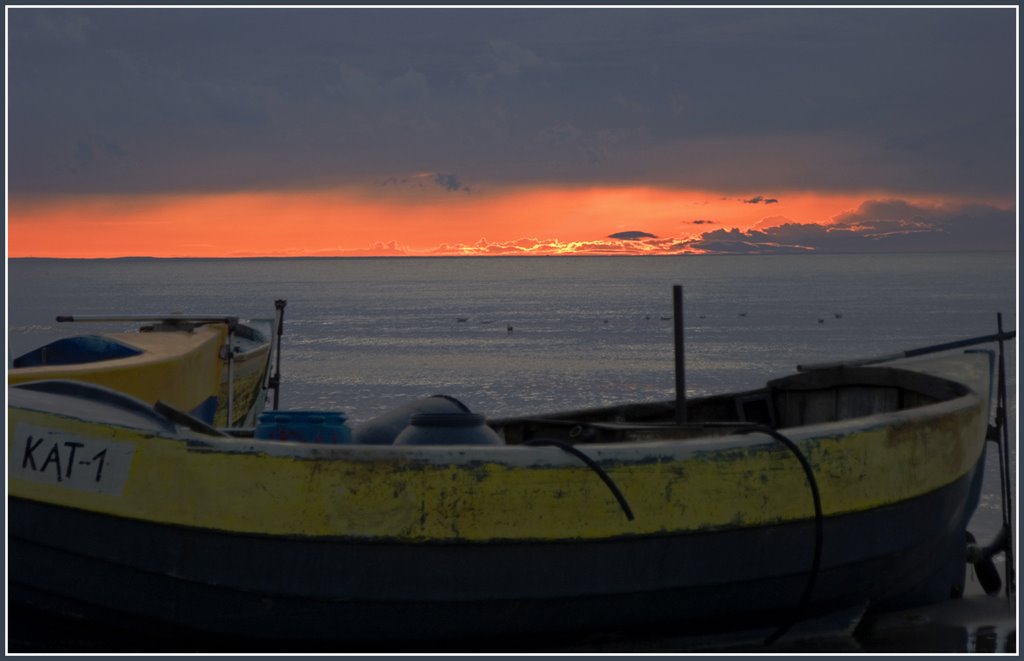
left=7, top=253, right=1016, bottom=416
left=6, top=252, right=1018, bottom=651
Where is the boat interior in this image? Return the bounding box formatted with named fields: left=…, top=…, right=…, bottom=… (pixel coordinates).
left=11, top=319, right=271, bottom=370
left=490, top=364, right=970, bottom=445
left=8, top=358, right=972, bottom=448
left=11, top=335, right=145, bottom=368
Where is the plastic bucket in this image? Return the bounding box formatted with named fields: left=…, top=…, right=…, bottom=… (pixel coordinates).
left=255, top=410, right=352, bottom=444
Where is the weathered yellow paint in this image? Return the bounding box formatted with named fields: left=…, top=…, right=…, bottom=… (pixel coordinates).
left=214, top=346, right=271, bottom=426
left=9, top=324, right=271, bottom=426
left=8, top=386, right=986, bottom=542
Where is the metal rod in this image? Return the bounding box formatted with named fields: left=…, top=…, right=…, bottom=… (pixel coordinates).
left=797, top=330, right=1017, bottom=371
left=272, top=299, right=287, bottom=410
left=995, top=312, right=1016, bottom=598
left=226, top=327, right=235, bottom=426
left=673, top=285, right=686, bottom=424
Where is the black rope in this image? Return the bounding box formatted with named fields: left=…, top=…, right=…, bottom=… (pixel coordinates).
left=525, top=439, right=634, bottom=521
left=738, top=425, right=824, bottom=646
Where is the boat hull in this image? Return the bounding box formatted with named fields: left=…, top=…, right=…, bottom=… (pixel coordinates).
left=6, top=351, right=994, bottom=648
left=9, top=455, right=984, bottom=648
left=9, top=321, right=272, bottom=427
left=9, top=325, right=227, bottom=422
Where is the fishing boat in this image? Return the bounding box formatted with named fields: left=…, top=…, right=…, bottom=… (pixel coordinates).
left=8, top=305, right=282, bottom=428
left=6, top=295, right=1015, bottom=651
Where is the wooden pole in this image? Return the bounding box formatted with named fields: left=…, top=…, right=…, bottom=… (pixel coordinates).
left=673, top=285, right=686, bottom=424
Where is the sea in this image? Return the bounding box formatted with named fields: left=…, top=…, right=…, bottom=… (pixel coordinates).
left=5, top=252, right=1019, bottom=653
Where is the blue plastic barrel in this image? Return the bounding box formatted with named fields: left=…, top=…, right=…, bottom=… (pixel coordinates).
left=255, top=411, right=352, bottom=444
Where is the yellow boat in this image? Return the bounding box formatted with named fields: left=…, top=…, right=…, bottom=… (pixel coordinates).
left=7, top=316, right=1014, bottom=650
left=8, top=306, right=280, bottom=427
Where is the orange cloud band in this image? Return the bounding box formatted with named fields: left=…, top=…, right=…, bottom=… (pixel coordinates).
left=7, top=186, right=984, bottom=258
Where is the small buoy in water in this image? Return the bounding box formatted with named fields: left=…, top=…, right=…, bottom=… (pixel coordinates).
left=739, top=312, right=747, bottom=317
left=818, top=318, right=825, bottom=324
left=835, top=312, right=843, bottom=319
left=507, top=325, right=514, bottom=334
left=457, top=318, right=468, bottom=323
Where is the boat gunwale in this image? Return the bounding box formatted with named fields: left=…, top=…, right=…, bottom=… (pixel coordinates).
left=7, top=324, right=229, bottom=377
left=7, top=352, right=992, bottom=541
left=176, top=388, right=982, bottom=465
left=10, top=355, right=980, bottom=467
left=9, top=319, right=273, bottom=377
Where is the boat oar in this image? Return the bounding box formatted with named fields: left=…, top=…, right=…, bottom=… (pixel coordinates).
left=155, top=400, right=230, bottom=437
left=796, top=330, right=1017, bottom=371
left=57, top=314, right=239, bottom=328
left=967, top=529, right=1006, bottom=595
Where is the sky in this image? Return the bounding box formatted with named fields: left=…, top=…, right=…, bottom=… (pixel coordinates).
left=5, top=6, right=1018, bottom=258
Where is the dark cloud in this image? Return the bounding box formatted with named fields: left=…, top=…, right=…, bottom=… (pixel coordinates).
left=689, top=229, right=813, bottom=255
left=692, top=219, right=715, bottom=225
left=742, top=195, right=778, bottom=204
left=7, top=8, right=1015, bottom=199
left=385, top=198, right=1013, bottom=256
left=434, top=173, right=470, bottom=193
left=608, top=230, right=657, bottom=240
left=689, top=201, right=1014, bottom=254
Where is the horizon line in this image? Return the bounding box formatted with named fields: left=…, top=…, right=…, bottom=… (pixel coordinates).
left=7, top=248, right=1017, bottom=261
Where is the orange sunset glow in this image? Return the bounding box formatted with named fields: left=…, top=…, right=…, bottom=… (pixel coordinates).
left=7, top=186, right=962, bottom=259
left=8, top=8, right=1015, bottom=260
